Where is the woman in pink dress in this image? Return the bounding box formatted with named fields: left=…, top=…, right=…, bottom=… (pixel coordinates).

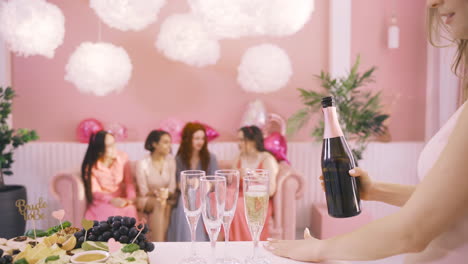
left=230, top=125, right=279, bottom=241
left=267, top=0, right=468, bottom=262
left=82, top=130, right=138, bottom=221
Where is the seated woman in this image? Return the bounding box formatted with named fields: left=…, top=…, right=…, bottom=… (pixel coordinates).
left=135, top=130, right=176, bottom=242
left=167, top=122, right=219, bottom=242
left=82, top=130, right=138, bottom=221
left=230, top=125, right=279, bottom=241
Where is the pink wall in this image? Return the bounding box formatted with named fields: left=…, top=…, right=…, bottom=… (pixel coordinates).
left=351, top=0, right=427, bottom=141
left=11, top=0, right=426, bottom=142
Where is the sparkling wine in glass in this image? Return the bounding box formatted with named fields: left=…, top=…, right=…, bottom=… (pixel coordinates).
left=244, top=169, right=270, bottom=264
left=200, top=176, right=226, bottom=264
left=214, top=170, right=241, bottom=264
left=180, top=170, right=207, bottom=264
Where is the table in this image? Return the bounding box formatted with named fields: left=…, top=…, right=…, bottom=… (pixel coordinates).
left=148, top=242, right=348, bottom=264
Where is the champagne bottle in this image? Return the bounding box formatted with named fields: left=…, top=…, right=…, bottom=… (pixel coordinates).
left=321, top=96, right=361, bottom=218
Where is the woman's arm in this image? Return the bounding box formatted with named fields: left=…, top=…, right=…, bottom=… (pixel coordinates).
left=123, top=160, right=137, bottom=201
left=269, top=105, right=468, bottom=262
left=135, top=160, right=149, bottom=210
left=231, top=155, right=239, bottom=170
left=368, top=181, right=416, bottom=207
left=168, top=157, right=177, bottom=194
left=208, top=153, right=219, bottom=175
left=347, top=168, right=416, bottom=207
left=263, top=153, right=279, bottom=196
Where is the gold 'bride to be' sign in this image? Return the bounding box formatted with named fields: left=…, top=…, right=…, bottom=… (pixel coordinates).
left=15, top=197, right=48, bottom=240
left=16, top=197, right=48, bottom=220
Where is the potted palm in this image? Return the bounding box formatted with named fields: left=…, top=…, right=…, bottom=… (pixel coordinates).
left=287, top=56, right=389, bottom=160
left=0, top=86, right=39, bottom=238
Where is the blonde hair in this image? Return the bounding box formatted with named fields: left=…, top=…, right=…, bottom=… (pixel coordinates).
left=427, top=8, right=468, bottom=101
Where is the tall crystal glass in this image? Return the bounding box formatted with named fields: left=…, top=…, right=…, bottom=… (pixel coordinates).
left=214, top=170, right=241, bottom=264
left=180, top=170, right=207, bottom=264
left=200, top=176, right=226, bottom=264
left=243, top=169, right=270, bottom=264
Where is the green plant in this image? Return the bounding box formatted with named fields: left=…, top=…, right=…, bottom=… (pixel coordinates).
left=287, top=56, right=389, bottom=160
left=0, top=86, right=39, bottom=189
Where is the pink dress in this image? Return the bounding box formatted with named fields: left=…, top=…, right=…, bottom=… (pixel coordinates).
left=229, top=159, right=273, bottom=241
left=84, top=150, right=138, bottom=221
left=405, top=102, right=468, bottom=264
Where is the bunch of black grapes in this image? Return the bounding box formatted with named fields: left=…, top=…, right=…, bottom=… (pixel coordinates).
left=73, top=216, right=154, bottom=252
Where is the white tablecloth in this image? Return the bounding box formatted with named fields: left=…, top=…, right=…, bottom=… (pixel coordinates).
left=148, top=242, right=348, bottom=264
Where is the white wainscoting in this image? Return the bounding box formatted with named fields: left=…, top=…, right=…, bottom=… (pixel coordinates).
left=5, top=141, right=425, bottom=230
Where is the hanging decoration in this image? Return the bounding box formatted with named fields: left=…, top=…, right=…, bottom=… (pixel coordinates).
left=0, top=0, right=65, bottom=58
left=188, top=0, right=264, bottom=39
left=388, top=0, right=399, bottom=49
left=65, top=42, right=133, bottom=96
left=237, top=44, right=292, bottom=93
left=156, top=13, right=220, bottom=67
left=388, top=16, right=399, bottom=49
left=89, top=0, right=167, bottom=31
left=261, top=0, right=314, bottom=37
left=188, top=0, right=314, bottom=39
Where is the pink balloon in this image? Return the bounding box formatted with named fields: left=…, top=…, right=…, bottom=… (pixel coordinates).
left=105, top=123, right=128, bottom=142
left=202, top=122, right=219, bottom=142
left=264, top=132, right=289, bottom=164
left=76, top=118, right=104, bottom=143
left=192, top=121, right=219, bottom=142
left=159, top=118, right=184, bottom=143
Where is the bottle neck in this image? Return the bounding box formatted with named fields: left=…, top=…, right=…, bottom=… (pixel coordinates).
left=323, top=106, right=344, bottom=139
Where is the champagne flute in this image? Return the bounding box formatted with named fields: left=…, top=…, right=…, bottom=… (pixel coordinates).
left=200, top=176, right=226, bottom=264
left=180, top=170, right=207, bottom=264
left=214, top=170, right=241, bottom=264
left=244, top=169, right=270, bottom=264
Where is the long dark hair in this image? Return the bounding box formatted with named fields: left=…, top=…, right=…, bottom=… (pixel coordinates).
left=144, top=130, right=170, bottom=153
left=81, top=130, right=110, bottom=205
left=427, top=7, right=468, bottom=101
left=240, top=125, right=267, bottom=152
left=177, top=122, right=210, bottom=171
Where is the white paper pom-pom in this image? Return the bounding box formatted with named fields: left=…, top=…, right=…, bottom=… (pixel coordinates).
left=189, top=0, right=314, bottom=38
left=237, top=44, right=292, bottom=94
left=188, top=0, right=264, bottom=39
left=0, top=0, right=65, bottom=58
left=261, top=0, right=314, bottom=37
left=65, top=42, right=133, bottom=96
left=90, top=0, right=167, bottom=31
left=156, top=13, right=220, bottom=67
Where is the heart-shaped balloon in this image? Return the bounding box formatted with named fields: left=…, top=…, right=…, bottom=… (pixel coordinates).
left=264, top=132, right=289, bottom=164
left=81, top=219, right=94, bottom=231
left=193, top=121, right=219, bottom=142
left=52, top=209, right=65, bottom=221
left=76, top=119, right=104, bottom=143
left=105, top=122, right=128, bottom=142
left=158, top=118, right=184, bottom=143
left=108, top=238, right=122, bottom=253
